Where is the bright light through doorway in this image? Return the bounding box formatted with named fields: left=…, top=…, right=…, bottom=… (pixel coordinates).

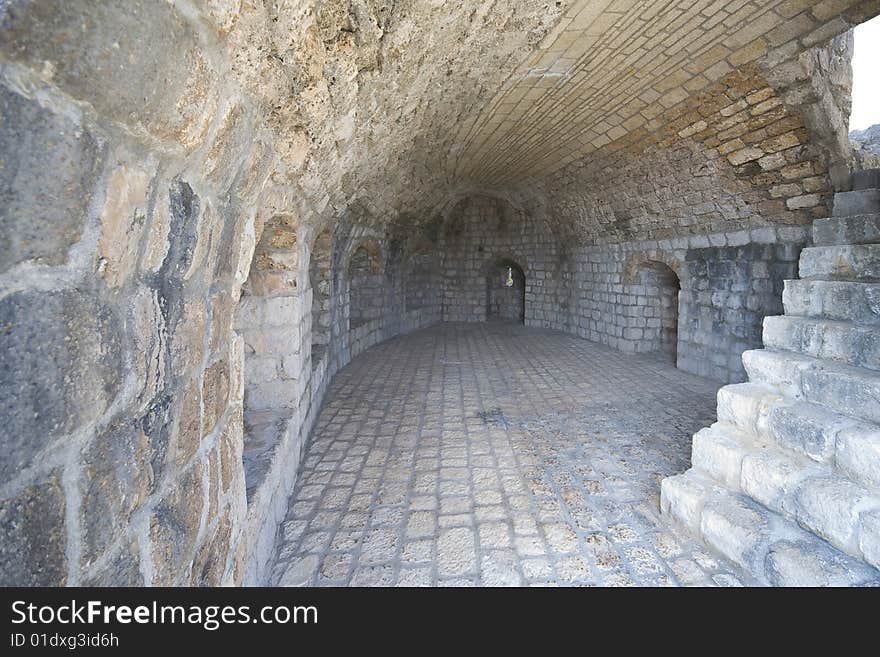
left=850, top=15, right=880, bottom=132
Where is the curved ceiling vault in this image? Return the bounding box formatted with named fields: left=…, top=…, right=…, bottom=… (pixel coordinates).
left=228, top=0, right=879, bottom=242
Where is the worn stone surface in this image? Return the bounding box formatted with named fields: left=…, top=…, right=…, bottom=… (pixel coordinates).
left=0, top=475, right=67, bottom=586
left=0, top=80, right=105, bottom=272
left=269, top=323, right=753, bottom=587
left=662, top=181, right=880, bottom=584
left=1, top=0, right=879, bottom=587
left=0, top=290, right=122, bottom=480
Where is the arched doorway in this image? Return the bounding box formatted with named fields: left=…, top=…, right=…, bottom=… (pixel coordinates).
left=348, top=240, right=384, bottom=331
left=486, top=258, right=525, bottom=323
left=309, top=229, right=332, bottom=368
left=635, top=260, right=681, bottom=362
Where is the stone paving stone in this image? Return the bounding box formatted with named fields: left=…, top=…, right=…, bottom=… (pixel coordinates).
left=270, top=322, right=757, bottom=586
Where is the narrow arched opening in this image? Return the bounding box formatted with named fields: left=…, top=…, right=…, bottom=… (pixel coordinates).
left=635, top=260, right=681, bottom=363
left=233, top=214, right=300, bottom=502
left=309, top=229, right=332, bottom=370
left=347, top=241, right=384, bottom=331
left=486, top=258, right=525, bottom=323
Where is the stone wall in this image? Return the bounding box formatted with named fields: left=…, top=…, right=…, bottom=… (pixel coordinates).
left=309, top=229, right=333, bottom=355
left=0, top=1, right=273, bottom=585
left=626, top=261, right=681, bottom=360
left=439, top=195, right=570, bottom=330
left=349, top=241, right=385, bottom=329
left=570, top=225, right=809, bottom=383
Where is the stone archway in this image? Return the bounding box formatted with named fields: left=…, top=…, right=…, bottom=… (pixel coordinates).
left=347, top=239, right=384, bottom=331
left=485, top=257, right=526, bottom=323
left=233, top=214, right=300, bottom=500
left=309, top=228, right=333, bottom=370
left=634, top=260, right=681, bottom=362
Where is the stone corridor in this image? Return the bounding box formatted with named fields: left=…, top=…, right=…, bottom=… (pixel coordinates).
left=3, top=1, right=880, bottom=588
left=270, top=322, right=751, bottom=586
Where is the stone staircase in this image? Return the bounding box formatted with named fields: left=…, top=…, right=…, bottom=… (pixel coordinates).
left=661, top=170, right=880, bottom=586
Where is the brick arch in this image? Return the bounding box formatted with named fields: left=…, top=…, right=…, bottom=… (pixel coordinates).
left=622, top=251, right=685, bottom=286
left=347, top=237, right=384, bottom=275
left=482, top=252, right=528, bottom=276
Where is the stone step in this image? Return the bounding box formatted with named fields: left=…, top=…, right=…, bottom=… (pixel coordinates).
left=661, top=469, right=880, bottom=585
left=690, top=423, right=759, bottom=491
left=689, top=423, right=880, bottom=565
left=782, top=279, right=880, bottom=325
left=742, top=349, right=880, bottom=425
left=716, top=382, right=784, bottom=439
left=812, top=214, right=880, bottom=246
left=717, top=384, right=880, bottom=489
left=798, top=245, right=880, bottom=282
left=762, top=315, right=880, bottom=371
left=833, top=189, right=880, bottom=217
left=852, top=169, right=880, bottom=191
left=718, top=383, right=839, bottom=463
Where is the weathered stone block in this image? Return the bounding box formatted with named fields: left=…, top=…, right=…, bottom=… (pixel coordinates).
left=97, top=163, right=153, bottom=288
left=0, top=0, right=218, bottom=149
left=798, top=244, right=880, bottom=281
left=690, top=425, right=751, bottom=490
left=168, top=378, right=202, bottom=469
left=812, top=213, right=880, bottom=247
left=0, top=290, right=121, bottom=480
left=833, top=189, right=880, bottom=217
left=150, top=462, right=205, bottom=586
left=0, top=82, right=105, bottom=272
left=202, top=359, right=230, bottom=437
left=0, top=475, right=67, bottom=585
left=766, top=401, right=844, bottom=463
left=836, top=425, right=880, bottom=489
left=791, top=476, right=880, bottom=555
left=80, top=421, right=152, bottom=565
left=859, top=510, right=880, bottom=570
left=765, top=538, right=880, bottom=587
left=783, top=279, right=880, bottom=324
left=700, top=495, right=770, bottom=575
left=740, top=450, right=814, bottom=514
left=80, top=541, right=143, bottom=586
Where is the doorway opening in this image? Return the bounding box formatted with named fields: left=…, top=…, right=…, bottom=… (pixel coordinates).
left=309, top=229, right=332, bottom=369
left=486, top=258, right=525, bottom=323
left=636, top=260, right=681, bottom=362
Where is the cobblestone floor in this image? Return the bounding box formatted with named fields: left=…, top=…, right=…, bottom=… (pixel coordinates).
left=270, top=322, right=753, bottom=586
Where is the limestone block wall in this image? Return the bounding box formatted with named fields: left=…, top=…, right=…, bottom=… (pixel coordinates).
left=0, top=1, right=274, bottom=585
left=570, top=225, right=809, bottom=383
left=533, top=61, right=843, bottom=244
left=439, top=195, right=570, bottom=330
left=405, top=251, right=442, bottom=313
left=625, top=261, right=681, bottom=359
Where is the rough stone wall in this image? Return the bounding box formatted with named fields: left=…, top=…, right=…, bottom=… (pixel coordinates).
left=348, top=242, right=385, bottom=328
left=309, top=229, right=333, bottom=354
left=531, top=63, right=840, bottom=244
left=439, top=195, right=569, bottom=329
left=404, top=251, right=441, bottom=312
left=571, top=225, right=809, bottom=383
left=0, top=1, right=274, bottom=585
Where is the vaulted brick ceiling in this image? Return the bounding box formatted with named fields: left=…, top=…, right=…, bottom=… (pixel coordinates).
left=454, top=0, right=856, bottom=186
left=239, top=0, right=878, bottom=240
